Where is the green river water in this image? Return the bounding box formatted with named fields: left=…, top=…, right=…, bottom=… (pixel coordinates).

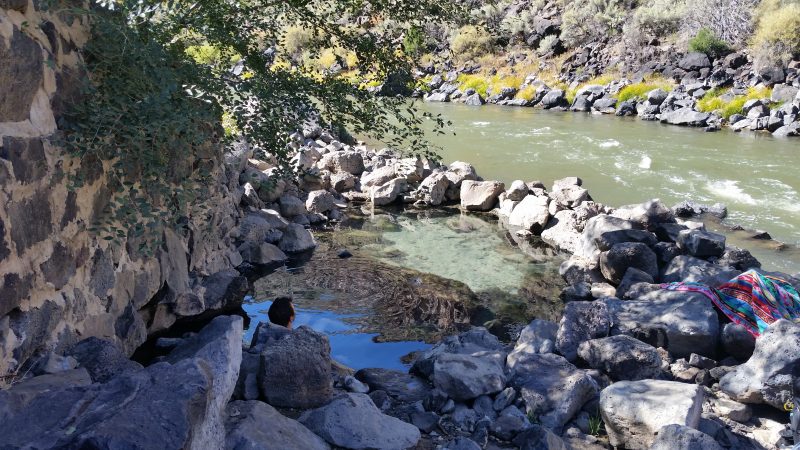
left=419, top=102, right=800, bottom=273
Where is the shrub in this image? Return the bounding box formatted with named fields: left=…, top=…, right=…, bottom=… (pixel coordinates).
left=457, top=74, right=490, bottom=97
left=697, top=86, right=773, bottom=119
left=515, top=85, right=538, bottom=101
left=450, top=26, right=494, bottom=63
left=689, top=28, right=731, bottom=58
left=282, top=26, right=313, bottom=58
left=752, top=1, right=800, bottom=67
left=616, top=79, right=673, bottom=103
left=537, top=34, right=559, bottom=55
left=629, top=0, right=686, bottom=37
left=681, top=0, right=757, bottom=49
left=560, top=0, right=630, bottom=48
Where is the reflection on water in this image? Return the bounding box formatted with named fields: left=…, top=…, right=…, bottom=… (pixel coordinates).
left=246, top=208, right=565, bottom=369
left=242, top=299, right=430, bottom=371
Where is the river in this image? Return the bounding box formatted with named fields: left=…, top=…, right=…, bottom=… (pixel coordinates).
left=419, top=102, right=800, bottom=273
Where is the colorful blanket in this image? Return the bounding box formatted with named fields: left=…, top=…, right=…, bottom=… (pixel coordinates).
left=661, top=269, right=800, bottom=337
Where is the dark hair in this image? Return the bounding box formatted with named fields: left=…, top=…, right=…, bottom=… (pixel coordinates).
left=268, top=296, right=295, bottom=327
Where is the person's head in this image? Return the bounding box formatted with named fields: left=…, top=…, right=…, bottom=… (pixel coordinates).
left=268, top=296, right=295, bottom=329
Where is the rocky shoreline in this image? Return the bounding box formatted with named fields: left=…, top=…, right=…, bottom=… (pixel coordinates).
left=417, top=54, right=800, bottom=138
left=2, top=125, right=799, bottom=450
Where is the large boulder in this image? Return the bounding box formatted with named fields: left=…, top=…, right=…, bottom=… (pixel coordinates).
left=279, top=194, right=307, bottom=217
left=720, top=320, right=800, bottom=410
left=676, top=229, right=726, bottom=258
left=660, top=108, right=710, bottom=127
left=417, top=172, right=451, bottom=206
left=600, top=380, right=704, bottom=449
left=509, top=353, right=598, bottom=432
left=577, top=335, right=662, bottom=381
left=67, top=337, right=143, bottom=383
left=278, top=223, right=317, bottom=253
left=318, top=151, right=364, bottom=175
left=507, top=319, right=558, bottom=367
left=599, top=242, right=659, bottom=285
left=306, top=190, right=336, bottom=214
left=679, top=52, right=711, bottom=71
left=0, top=316, right=243, bottom=450
left=238, top=242, right=287, bottom=266
left=541, top=89, right=567, bottom=109
left=556, top=301, right=611, bottom=362
left=412, top=328, right=506, bottom=378
left=575, top=215, right=637, bottom=260
left=371, top=177, right=407, bottom=206
left=300, top=393, right=421, bottom=449
left=661, top=255, right=740, bottom=285
left=610, top=200, right=673, bottom=231
left=225, top=400, right=330, bottom=450
left=259, top=326, right=333, bottom=409
left=354, top=368, right=431, bottom=403
left=361, top=165, right=397, bottom=188
left=433, top=352, right=507, bottom=401
left=549, top=185, right=589, bottom=208
left=604, top=291, right=719, bottom=358
left=460, top=180, right=505, bottom=211
left=508, top=195, right=550, bottom=233
left=650, top=424, right=724, bottom=450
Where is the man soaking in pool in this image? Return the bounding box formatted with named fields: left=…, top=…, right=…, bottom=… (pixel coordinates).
left=268, top=296, right=295, bottom=329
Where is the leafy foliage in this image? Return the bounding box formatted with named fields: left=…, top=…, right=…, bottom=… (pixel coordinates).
left=627, top=0, right=686, bottom=38
left=53, top=0, right=458, bottom=248
left=560, top=0, right=634, bottom=48
left=697, top=86, right=773, bottom=119
left=689, top=28, right=731, bottom=58
left=403, top=25, right=426, bottom=56
left=752, top=0, right=800, bottom=67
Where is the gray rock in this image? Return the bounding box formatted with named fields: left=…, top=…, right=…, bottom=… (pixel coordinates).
left=425, top=91, right=450, bottom=102
left=575, top=215, right=637, bottom=260
left=238, top=242, right=288, bottom=266
left=343, top=376, right=369, bottom=394
left=677, top=229, right=726, bottom=258
left=410, top=411, right=439, bottom=433
left=278, top=223, right=316, bottom=253
left=660, top=108, right=710, bottom=127
left=31, top=352, right=78, bottom=376
left=300, top=393, right=421, bottom=450
left=1, top=317, right=243, bottom=450
left=67, top=337, right=143, bottom=383
left=234, top=352, right=260, bottom=400
left=600, top=380, right=704, bottom=449
left=616, top=267, right=655, bottom=299
left=508, top=319, right=558, bottom=367
left=600, top=242, right=659, bottom=284
left=509, top=353, right=598, bottom=432
left=541, top=89, right=567, bottom=109
left=577, top=335, right=663, bottom=381
left=493, top=387, right=517, bottom=411
left=661, top=255, right=740, bottom=285
left=720, top=320, right=800, bottom=410
left=433, top=352, right=506, bottom=401
left=650, top=424, right=723, bottom=450
left=225, top=400, right=330, bottom=450
left=443, top=437, right=482, bottom=450
left=721, top=322, right=756, bottom=361
left=550, top=185, right=589, bottom=208
left=460, top=180, right=505, bottom=211
left=361, top=165, right=397, bottom=188
left=259, top=326, right=333, bottom=409
left=513, top=424, right=568, bottom=449
left=305, top=190, right=336, bottom=214
left=355, top=368, right=430, bottom=402
left=506, top=180, right=529, bottom=201
left=490, top=413, right=530, bottom=441
left=595, top=229, right=657, bottom=251
left=612, top=199, right=674, bottom=230
left=679, top=52, right=711, bottom=71
left=464, top=93, right=485, bottom=106
left=605, top=290, right=719, bottom=358
left=279, top=194, right=306, bottom=217
left=688, top=353, right=716, bottom=370
left=508, top=194, right=550, bottom=233
left=417, top=172, right=450, bottom=206
left=411, top=327, right=506, bottom=378
left=0, top=29, right=43, bottom=122
left=718, top=247, right=761, bottom=271
left=371, top=177, right=407, bottom=206
left=556, top=301, right=611, bottom=362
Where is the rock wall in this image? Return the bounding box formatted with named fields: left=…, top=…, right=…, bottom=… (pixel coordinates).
left=0, top=2, right=245, bottom=376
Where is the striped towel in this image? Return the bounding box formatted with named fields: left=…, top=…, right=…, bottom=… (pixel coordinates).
left=661, top=269, right=800, bottom=337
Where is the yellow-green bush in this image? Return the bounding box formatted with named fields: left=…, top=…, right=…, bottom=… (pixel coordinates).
left=457, top=74, right=490, bottom=97
left=450, top=26, right=494, bottom=63
left=515, top=85, right=538, bottom=101
left=696, top=86, right=773, bottom=119
left=752, top=1, right=800, bottom=66
left=185, top=44, right=239, bottom=68
left=616, top=79, right=673, bottom=103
